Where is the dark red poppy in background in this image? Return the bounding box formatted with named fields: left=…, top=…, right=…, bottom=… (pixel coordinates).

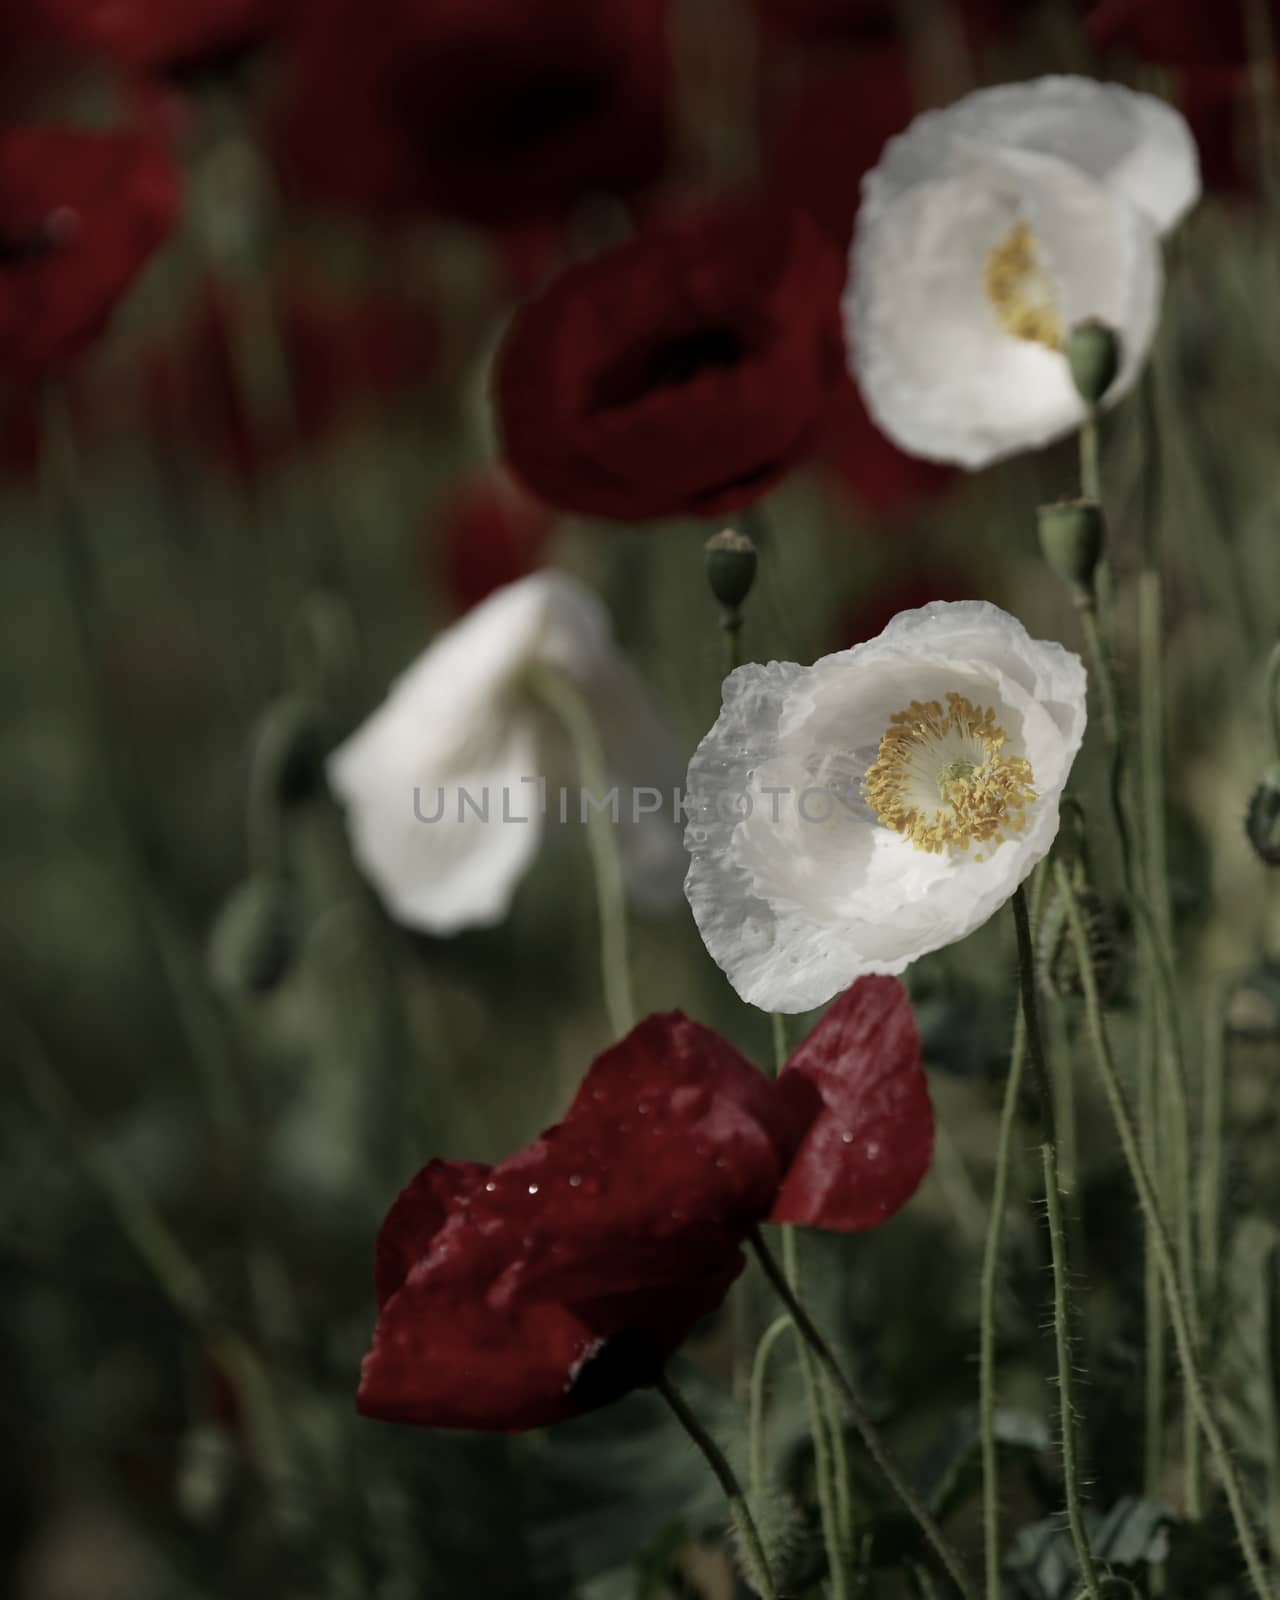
left=431, top=471, right=555, bottom=615
left=763, top=46, right=916, bottom=246
left=0, top=124, right=178, bottom=376
left=753, top=0, right=1020, bottom=47
left=272, top=0, right=670, bottom=227
left=495, top=204, right=844, bottom=522
left=14, top=0, right=279, bottom=74
left=143, top=279, right=439, bottom=478
left=1087, top=0, right=1279, bottom=67
left=359, top=979, right=932, bottom=1432
left=820, top=371, right=957, bottom=518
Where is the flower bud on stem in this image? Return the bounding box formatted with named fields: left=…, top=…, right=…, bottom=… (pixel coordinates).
left=705, top=528, right=758, bottom=675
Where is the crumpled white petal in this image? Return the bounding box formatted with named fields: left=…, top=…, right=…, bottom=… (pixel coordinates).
left=846, top=74, right=1194, bottom=470
left=683, top=602, right=1087, bottom=1013
left=874, top=76, right=1200, bottom=236
left=329, top=571, right=687, bottom=935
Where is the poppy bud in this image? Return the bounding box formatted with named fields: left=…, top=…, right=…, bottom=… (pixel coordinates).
left=1038, top=499, right=1105, bottom=602
left=705, top=527, right=758, bottom=614
left=207, top=877, right=294, bottom=996
left=1067, top=319, right=1122, bottom=406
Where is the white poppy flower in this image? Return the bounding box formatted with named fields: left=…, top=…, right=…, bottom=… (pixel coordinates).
left=846, top=75, right=1200, bottom=469
left=683, top=602, right=1087, bottom=1013
left=329, top=571, right=685, bottom=935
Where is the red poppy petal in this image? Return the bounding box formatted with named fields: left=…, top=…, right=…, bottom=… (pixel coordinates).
left=359, top=1277, right=597, bottom=1432
left=770, top=975, right=933, bottom=1230
left=375, top=1159, right=491, bottom=1309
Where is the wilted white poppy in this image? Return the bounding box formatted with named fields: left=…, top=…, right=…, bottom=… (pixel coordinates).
left=683, top=602, right=1087, bottom=1013
left=847, top=75, right=1200, bottom=469
left=329, top=572, right=684, bottom=934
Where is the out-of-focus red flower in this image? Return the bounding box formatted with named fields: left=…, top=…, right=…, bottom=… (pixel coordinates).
left=360, top=983, right=932, bottom=1432
left=272, top=0, right=670, bottom=228
left=495, top=203, right=844, bottom=522
left=764, top=46, right=915, bottom=246
left=1175, top=66, right=1260, bottom=196
left=15, top=0, right=280, bottom=73
left=0, top=124, right=178, bottom=375
left=145, top=280, right=438, bottom=478
left=1087, top=0, right=1279, bottom=68
left=432, top=472, right=555, bottom=615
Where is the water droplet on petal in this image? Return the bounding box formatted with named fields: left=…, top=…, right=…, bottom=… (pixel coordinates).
left=841, top=1131, right=854, bottom=1145
left=527, top=1183, right=539, bottom=1195
left=568, top=1174, right=583, bottom=1188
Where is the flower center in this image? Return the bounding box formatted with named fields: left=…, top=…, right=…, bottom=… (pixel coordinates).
left=983, top=221, right=1062, bottom=350
left=863, top=692, right=1037, bottom=858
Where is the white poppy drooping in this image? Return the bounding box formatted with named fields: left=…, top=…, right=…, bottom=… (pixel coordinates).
left=329, top=571, right=686, bottom=935
left=846, top=75, right=1201, bottom=469
left=683, top=602, right=1087, bottom=1013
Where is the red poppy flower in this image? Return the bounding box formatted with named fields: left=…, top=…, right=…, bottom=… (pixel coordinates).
left=0, top=124, right=178, bottom=376
left=1087, top=0, right=1278, bottom=68
left=143, top=279, right=438, bottom=478
left=495, top=203, right=844, bottom=522
left=272, top=0, right=670, bottom=228
left=16, top=0, right=279, bottom=73
left=430, top=472, right=555, bottom=615
left=360, top=982, right=932, bottom=1432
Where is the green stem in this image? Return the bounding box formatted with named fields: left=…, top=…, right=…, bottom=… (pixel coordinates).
left=527, top=665, right=635, bottom=1039
left=748, top=1314, right=793, bottom=1504
left=1055, top=864, right=1278, bottom=1600
left=783, top=1226, right=849, bottom=1599
left=723, top=610, right=744, bottom=675
left=1266, top=639, right=1280, bottom=761
left=656, top=1372, right=778, bottom=1600
left=979, top=868, right=1043, bottom=1600
left=1196, top=983, right=1228, bottom=1314
left=1080, top=406, right=1102, bottom=505
left=749, top=1228, right=977, bottom=1600
left=1077, top=593, right=1199, bottom=1505
left=1010, top=887, right=1102, bottom=1600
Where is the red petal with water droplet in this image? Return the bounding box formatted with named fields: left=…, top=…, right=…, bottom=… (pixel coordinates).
left=374, top=1159, right=491, bottom=1309
left=770, top=976, right=934, bottom=1230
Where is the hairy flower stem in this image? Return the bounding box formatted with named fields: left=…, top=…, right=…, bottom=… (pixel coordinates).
left=749, top=1228, right=977, bottom=1600
left=1055, top=864, right=1278, bottom=1600
left=527, top=665, right=635, bottom=1039
left=764, top=1014, right=852, bottom=1596
left=1076, top=593, right=1198, bottom=1502
left=1011, top=886, right=1102, bottom=1600
left=1267, top=639, right=1280, bottom=760
left=979, top=866, right=1053, bottom=1600
left=783, top=1227, right=850, bottom=1600
left=657, top=1372, right=779, bottom=1600
left=748, top=1314, right=792, bottom=1504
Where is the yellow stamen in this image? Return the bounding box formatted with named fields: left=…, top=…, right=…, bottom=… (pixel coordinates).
left=864, top=692, right=1037, bottom=856
left=983, top=221, right=1063, bottom=350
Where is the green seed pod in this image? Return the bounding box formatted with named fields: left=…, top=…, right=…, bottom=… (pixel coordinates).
left=704, top=527, right=758, bottom=613
left=1245, top=762, right=1280, bottom=866
left=207, top=877, right=295, bottom=997
left=1067, top=318, right=1122, bottom=405
left=1038, top=498, right=1105, bottom=600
